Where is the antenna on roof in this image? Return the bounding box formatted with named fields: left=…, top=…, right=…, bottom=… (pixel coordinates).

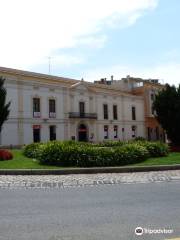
left=48, top=56, right=51, bottom=75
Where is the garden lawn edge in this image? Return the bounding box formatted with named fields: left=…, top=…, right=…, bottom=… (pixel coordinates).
left=0, top=164, right=180, bottom=175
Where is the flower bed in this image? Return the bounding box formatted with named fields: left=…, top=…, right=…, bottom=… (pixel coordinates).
left=170, top=145, right=180, bottom=152
left=0, top=149, right=13, bottom=160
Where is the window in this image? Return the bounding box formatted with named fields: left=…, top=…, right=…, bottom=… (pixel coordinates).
left=104, top=125, right=109, bottom=139
left=33, top=98, right=40, bottom=117
left=49, top=99, right=56, bottom=118
left=147, top=127, right=151, bottom=141
left=103, top=104, right=108, bottom=119
left=151, top=93, right=155, bottom=101
left=114, top=125, right=118, bottom=138
left=33, top=125, right=41, bottom=142
left=49, top=125, right=56, bottom=141
left=132, top=106, right=136, bottom=120
left=132, top=125, right=137, bottom=138
left=151, top=92, right=156, bottom=115
left=113, top=105, right=118, bottom=120
left=155, top=127, right=159, bottom=140
left=79, top=102, right=85, bottom=116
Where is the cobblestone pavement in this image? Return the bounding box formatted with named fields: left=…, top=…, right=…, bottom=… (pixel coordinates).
left=0, top=170, right=180, bottom=189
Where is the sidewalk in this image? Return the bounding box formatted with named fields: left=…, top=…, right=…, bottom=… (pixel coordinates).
left=0, top=170, right=180, bottom=189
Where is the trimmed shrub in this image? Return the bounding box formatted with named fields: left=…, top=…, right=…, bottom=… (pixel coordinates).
left=25, top=140, right=169, bottom=167
left=23, top=142, right=43, bottom=158
left=37, top=141, right=149, bottom=167
left=38, top=141, right=78, bottom=166
left=114, top=144, right=149, bottom=165
left=0, top=149, right=13, bottom=160
left=93, top=140, right=125, bottom=148
left=136, top=141, right=169, bottom=157
left=134, top=137, right=146, bottom=141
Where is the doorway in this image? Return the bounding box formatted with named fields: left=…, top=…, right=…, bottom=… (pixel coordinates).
left=49, top=125, right=56, bottom=141
left=78, top=124, right=88, bottom=142
left=33, top=128, right=41, bottom=142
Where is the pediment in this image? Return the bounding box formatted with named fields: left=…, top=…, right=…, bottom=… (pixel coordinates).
left=70, top=81, right=96, bottom=92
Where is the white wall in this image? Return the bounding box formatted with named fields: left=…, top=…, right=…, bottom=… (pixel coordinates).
left=1, top=77, right=146, bottom=145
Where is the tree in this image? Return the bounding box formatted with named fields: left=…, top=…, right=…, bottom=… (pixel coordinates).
left=0, top=76, right=11, bottom=136
left=153, top=84, right=180, bottom=146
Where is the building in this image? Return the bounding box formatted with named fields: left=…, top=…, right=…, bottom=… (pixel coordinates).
left=95, top=75, right=165, bottom=141
left=0, top=67, right=146, bottom=146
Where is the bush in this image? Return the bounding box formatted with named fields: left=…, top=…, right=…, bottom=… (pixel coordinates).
left=38, top=141, right=78, bottom=166
left=23, top=142, right=43, bottom=158
left=93, top=140, right=125, bottom=148
left=37, top=141, right=149, bottom=167
left=25, top=140, right=169, bottom=167
left=113, top=144, right=149, bottom=165
left=134, top=137, right=146, bottom=141
left=0, top=149, right=13, bottom=160
left=135, top=141, right=169, bottom=157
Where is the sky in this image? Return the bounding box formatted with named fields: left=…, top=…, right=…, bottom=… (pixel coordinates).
left=0, top=0, right=180, bottom=85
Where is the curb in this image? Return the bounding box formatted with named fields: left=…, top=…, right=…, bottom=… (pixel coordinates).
left=0, top=164, right=180, bottom=175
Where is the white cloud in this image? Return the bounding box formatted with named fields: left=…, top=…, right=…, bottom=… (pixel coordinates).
left=76, top=35, right=108, bottom=49
left=50, top=55, right=84, bottom=67
left=0, top=0, right=158, bottom=69
left=84, top=62, right=180, bottom=86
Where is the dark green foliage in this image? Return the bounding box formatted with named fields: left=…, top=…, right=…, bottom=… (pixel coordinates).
left=114, top=144, right=149, bottom=165
left=134, top=137, right=146, bottom=141
left=92, top=140, right=125, bottom=147
left=24, top=140, right=169, bottom=167
left=153, top=84, right=180, bottom=146
left=23, top=142, right=43, bottom=158
left=137, top=141, right=169, bottom=157
left=36, top=141, right=149, bottom=167
left=0, top=77, right=11, bottom=133
left=37, top=141, right=79, bottom=166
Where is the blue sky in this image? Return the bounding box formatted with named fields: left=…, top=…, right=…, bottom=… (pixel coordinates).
left=0, top=0, right=180, bottom=84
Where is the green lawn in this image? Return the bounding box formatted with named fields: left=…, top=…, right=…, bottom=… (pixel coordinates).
left=134, top=152, right=180, bottom=166
left=0, top=150, right=180, bottom=169
left=0, top=150, right=63, bottom=169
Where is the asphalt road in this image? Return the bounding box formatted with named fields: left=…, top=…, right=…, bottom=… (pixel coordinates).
left=0, top=182, right=180, bottom=240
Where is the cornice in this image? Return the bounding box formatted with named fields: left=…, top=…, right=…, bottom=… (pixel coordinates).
left=0, top=66, right=79, bottom=85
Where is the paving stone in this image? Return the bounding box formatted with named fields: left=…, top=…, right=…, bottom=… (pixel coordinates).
left=0, top=170, right=180, bottom=189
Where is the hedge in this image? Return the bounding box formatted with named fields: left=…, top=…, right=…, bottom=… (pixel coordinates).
left=36, top=141, right=149, bottom=167
left=23, top=142, right=44, bottom=159
left=23, top=140, right=169, bottom=167
left=135, top=141, right=169, bottom=157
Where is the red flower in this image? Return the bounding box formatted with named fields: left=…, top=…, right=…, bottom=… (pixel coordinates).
left=0, top=149, right=13, bottom=160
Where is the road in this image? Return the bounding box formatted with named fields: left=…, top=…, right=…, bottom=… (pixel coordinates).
left=0, top=181, right=180, bottom=240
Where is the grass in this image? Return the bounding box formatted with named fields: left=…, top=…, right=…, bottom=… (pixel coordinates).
left=0, top=150, right=63, bottom=169
left=0, top=150, right=180, bottom=169
left=133, top=152, right=180, bottom=166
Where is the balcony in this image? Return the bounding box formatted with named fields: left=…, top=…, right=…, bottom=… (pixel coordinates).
left=33, top=112, right=41, bottom=118
left=49, top=112, right=56, bottom=118
left=69, top=112, right=97, bottom=119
